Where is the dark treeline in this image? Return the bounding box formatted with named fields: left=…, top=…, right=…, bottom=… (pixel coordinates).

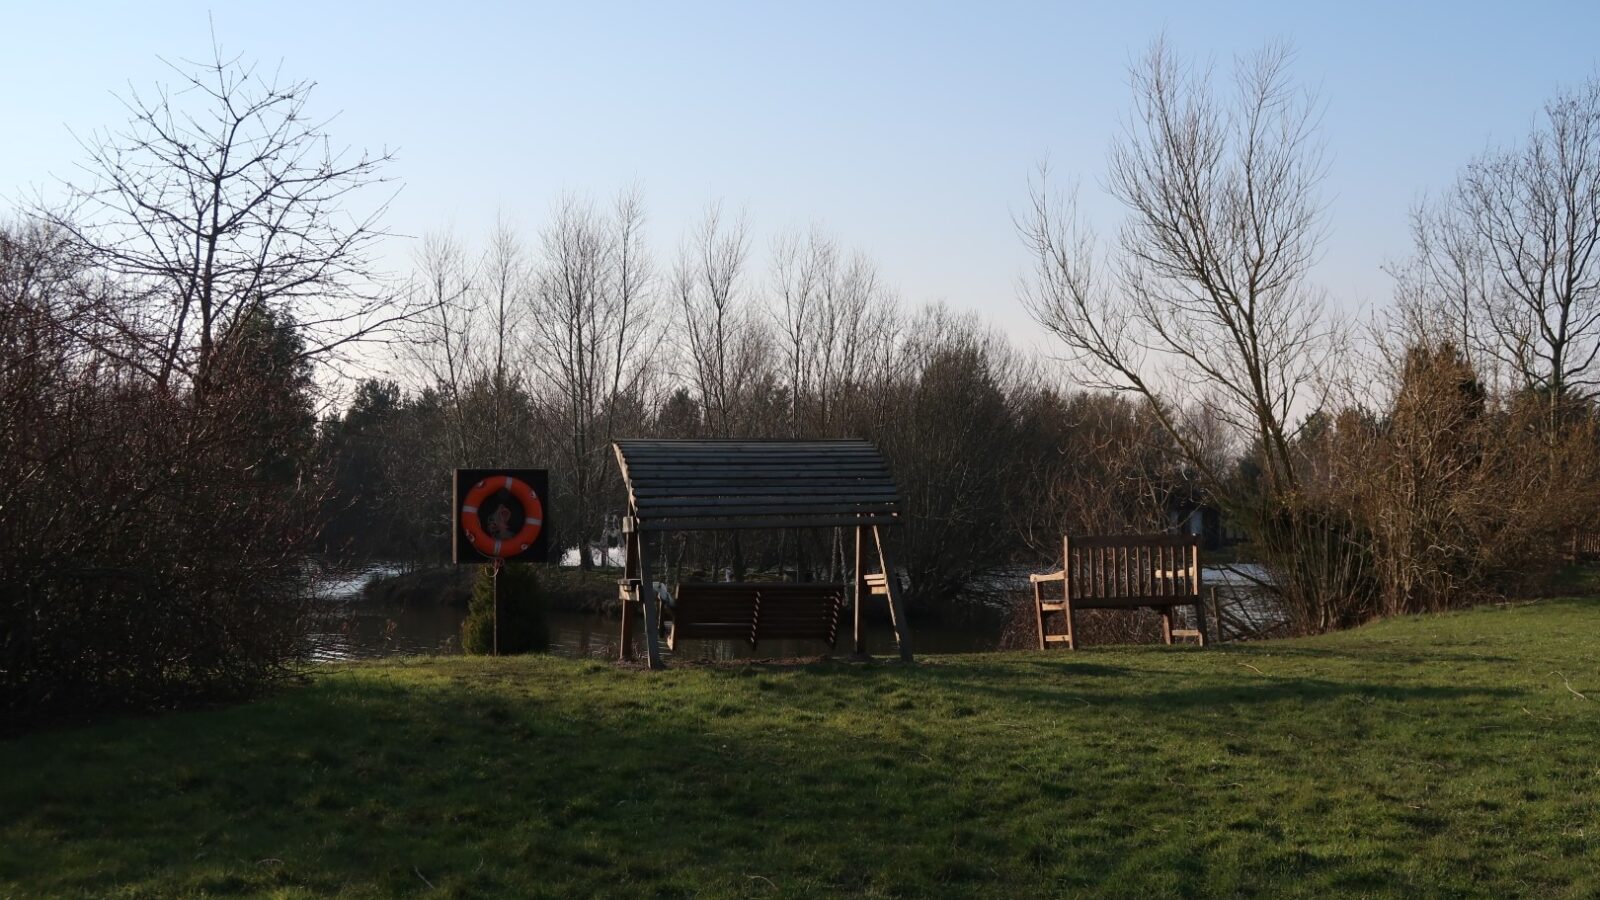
left=8, top=42, right=1600, bottom=722
left=317, top=260, right=1187, bottom=613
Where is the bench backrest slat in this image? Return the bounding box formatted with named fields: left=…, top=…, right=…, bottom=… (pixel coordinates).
left=1065, top=534, right=1201, bottom=608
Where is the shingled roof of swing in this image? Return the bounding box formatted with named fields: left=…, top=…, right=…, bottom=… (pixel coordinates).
left=612, top=439, right=901, bottom=532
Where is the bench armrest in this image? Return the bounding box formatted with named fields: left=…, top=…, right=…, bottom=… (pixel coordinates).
left=1029, top=571, right=1065, bottom=584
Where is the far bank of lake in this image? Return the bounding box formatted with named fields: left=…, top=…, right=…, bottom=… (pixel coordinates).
left=308, top=562, right=1274, bottom=662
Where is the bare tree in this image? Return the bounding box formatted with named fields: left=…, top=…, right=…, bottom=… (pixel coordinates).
left=526, top=191, right=658, bottom=565
left=819, top=249, right=896, bottom=431
left=770, top=228, right=899, bottom=435
left=1389, top=201, right=1493, bottom=368
left=43, top=45, right=411, bottom=391
left=1021, top=40, right=1359, bottom=630
left=1436, top=77, right=1600, bottom=422
left=402, top=230, right=477, bottom=461
left=481, top=214, right=529, bottom=460
left=675, top=202, right=767, bottom=437
left=1021, top=40, right=1335, bottom=498
left=607, top=187, right=657, bottom=434
left=771, top=227, right=829, bottom=432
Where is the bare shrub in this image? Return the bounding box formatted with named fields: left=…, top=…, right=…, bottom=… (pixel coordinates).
left=1301, top=340, right=1600, bottom=621
left=1, top=245, right=318, bottom=719
left=5, top=46, right=401, bottom=722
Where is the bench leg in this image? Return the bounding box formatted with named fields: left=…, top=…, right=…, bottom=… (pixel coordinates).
left=1064, top=596, right=1077, bottom=650
left=1161, top=608, right=1174, bottom=645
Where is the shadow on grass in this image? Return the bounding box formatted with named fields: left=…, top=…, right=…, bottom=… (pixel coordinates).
left=682, top=651, right=1519, bottom=716
left=1229, top=644, right=1518, bottom=664
left=2, top=641, right=1590, bottom=898
left=1, top=669, right=1044, bottom=896
left=941, top=673, right=1519, bottom=715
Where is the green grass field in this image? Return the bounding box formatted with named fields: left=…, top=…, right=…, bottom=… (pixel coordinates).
left=3, top=597, right=1598, bottom=898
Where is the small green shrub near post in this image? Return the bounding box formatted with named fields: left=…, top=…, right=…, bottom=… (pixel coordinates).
left=461, top=563, right=549, bottom=654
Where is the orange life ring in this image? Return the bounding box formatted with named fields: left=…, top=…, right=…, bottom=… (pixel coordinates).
left=460, top=475, right=544, bottom=559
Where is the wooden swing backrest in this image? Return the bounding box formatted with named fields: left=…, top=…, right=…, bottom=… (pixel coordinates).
left=670, top=583, right=761, bottom=641
left=671, top=582, right=846, bottom=647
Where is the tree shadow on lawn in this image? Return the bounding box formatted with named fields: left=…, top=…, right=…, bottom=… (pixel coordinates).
left=697, top=656, right=1136, bottom=679
left=918, top=666, right=1519, bottom=716
left=685, top=653, right=1520, bottom=718
left=1225, top=644, right=1518, bottom=665
left=1, top=671, right=1065, bottom=896
left=0, top=658, right=1562, bottom=898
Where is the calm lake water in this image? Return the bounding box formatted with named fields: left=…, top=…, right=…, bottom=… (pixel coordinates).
left=306, top=563, right=1272, bottom=662
left=305, top=564, right=1005, bottom=662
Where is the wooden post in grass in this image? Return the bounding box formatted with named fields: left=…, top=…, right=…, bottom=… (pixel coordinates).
left=853, top=525, right=869, bottom=657
left=637, top=531, right=664, bottom=670
left=873, top=525, right=914, bottom=663
left=492, top=557, right=502, bottom=657
left=619, top=523, right=638, bottom=661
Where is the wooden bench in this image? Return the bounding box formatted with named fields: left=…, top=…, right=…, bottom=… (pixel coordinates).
left=1571, top=531, right=1600, bottom=562
left=661, top=582, right=846, bottom=651
left=1029, top=534, right=1208, bottom=650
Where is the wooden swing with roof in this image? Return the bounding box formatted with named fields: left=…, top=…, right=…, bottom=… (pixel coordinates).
left=612, top=438, right=914, bottom=669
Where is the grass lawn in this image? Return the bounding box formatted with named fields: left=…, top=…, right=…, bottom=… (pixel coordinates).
left=3, top=598, right=1598, bottom=898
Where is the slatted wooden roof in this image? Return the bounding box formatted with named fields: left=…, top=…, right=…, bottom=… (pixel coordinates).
left=614, top=439, right=901, bottom=532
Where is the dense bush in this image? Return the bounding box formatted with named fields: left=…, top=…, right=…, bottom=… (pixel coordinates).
left=1296, top=343, right=1600, bottom=623
left=3, top=46, right=404, bottom=723
left=1, top=227, right=318, bottom=722
left=460, top=564, right=549, bottom=655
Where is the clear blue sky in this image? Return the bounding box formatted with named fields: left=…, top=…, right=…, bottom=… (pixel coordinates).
left=5, top=1, right=1598, bottom=346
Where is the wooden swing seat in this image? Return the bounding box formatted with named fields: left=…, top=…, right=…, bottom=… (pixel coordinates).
left=662, top=582, right=846, bottom=650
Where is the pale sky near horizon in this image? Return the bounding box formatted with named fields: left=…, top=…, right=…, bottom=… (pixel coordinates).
left=5, top=1, right=1599, bottom=358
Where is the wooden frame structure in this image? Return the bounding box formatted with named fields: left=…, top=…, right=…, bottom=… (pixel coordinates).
left=1029, top=534, right=1208, bottom=650
left=613, top=439, right=913, bottom=669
